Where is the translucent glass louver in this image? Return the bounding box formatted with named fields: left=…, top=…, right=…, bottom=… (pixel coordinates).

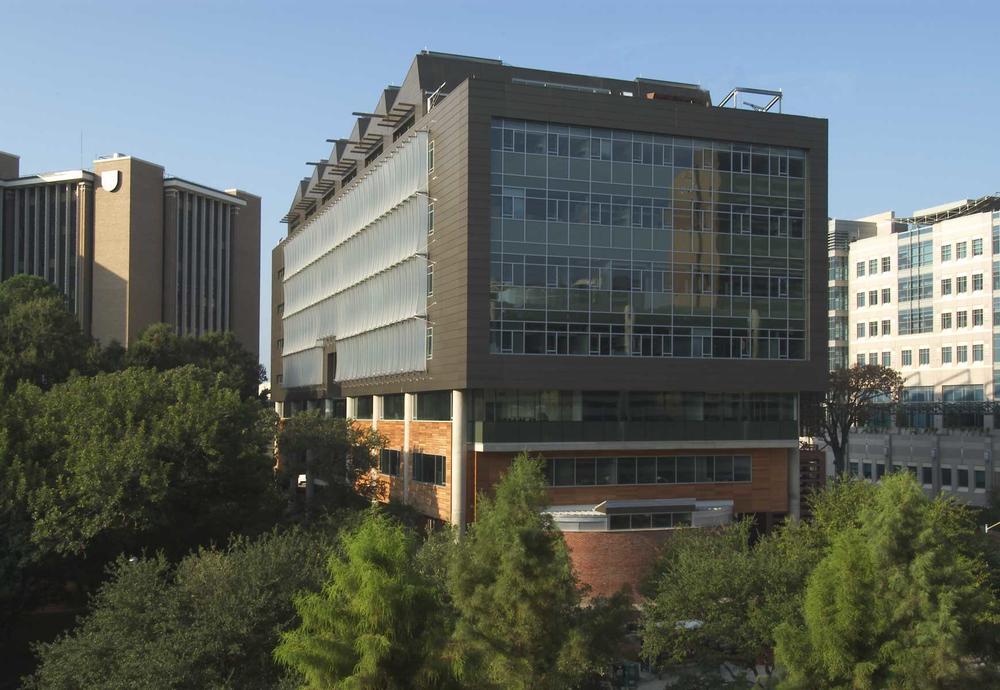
left=281, top=131, right=429, bottom=388
left=335, top=319, right=427, bottom=382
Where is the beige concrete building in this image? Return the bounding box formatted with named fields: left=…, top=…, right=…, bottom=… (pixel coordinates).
left=0, top=151, right=259, bottom=355
left=828, top=196, right=1000, bottom=505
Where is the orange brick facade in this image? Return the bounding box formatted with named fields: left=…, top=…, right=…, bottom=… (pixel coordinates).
left=562, top=529, right=673, bottom=599
left=365, top=419, right=453, bottom=522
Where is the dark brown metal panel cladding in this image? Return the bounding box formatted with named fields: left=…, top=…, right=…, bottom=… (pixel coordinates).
left=463, top=78, right=828, bottom=395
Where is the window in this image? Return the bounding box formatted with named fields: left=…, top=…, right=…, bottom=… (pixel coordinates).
left=427, top=139, right=435, bottom=173
left=898, top=307, right=933, bottom=335
left=545, top=455, right=750, bottom=487
left=276, top=338, right=284, bottom=352
left=942, top=346, right=952, bottom=363
left=941, top=244, right=952, bottom=261
left=902, top=350, right=912, bottom=366
left=956, top=241, right=967, bottom=259
left=849, top=461, right=859, bottom=476
left=941, top=467, right=953, bottom=488
left=973, top=238, right=983, bottom=256
left=941, top=312, right=952, bottom=329
left=427, top=202, right=435, bottom=234
left=608, top=511, right=692, bottom=531
left=415, top=390, right=451, bottom=420
left=882, top=351, right=891, bottom=367
left=881, top=256, right=891, bottom=272
left=355, top=396, right=374, bottom=419
left=857, top=353, right=865, bottom=365
left=881, top=319, right=891, bottom=335
left=957, top=345, right=968, bottom=362
left=921, top=466, right=933, bottom=486
left=412, top=452, right=445, bottom=485
left=881, top=288, right=891, bottom=304
left=973, top=273, right=984, bottom=291
left=941, top=278, right=952, bottom=295
left=426, top=326, right=433, bottom=360
left=974, top=308, right=984, bottom=326
left=868, top=290, right=878, bottom=306
left=958, top=311, right=968, bottom=328
left=869, top=321, right=878, bottom=336
left=856, top=261, right=866, bottom=277
left=857, top=292, right=866, bottom=307
left=957, top=468, right=969, bottom=489
left=868, top=352, right=878, bottom=365
left=974, top=344, right=984, bottom=362
left=975, top=469, right=987, bottom=490
left=868, top=259, right=878, bottom=274
left=863, top=462, right=872, bottom=479
left=957, top=276, right=968, bottom=293
left=919, top=348, right=929, bottom=365
left=899, top=275, right=934, bottom=302
left=857, top=322, right=866, bottom=338
left=427, top=263, right=434, bottom=296
left=379, top=449, right=401, bottom=476
left=382, top=394, right=405, bottom=420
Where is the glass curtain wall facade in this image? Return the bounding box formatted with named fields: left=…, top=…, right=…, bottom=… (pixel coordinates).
left=2, top=183, right=80, bottom=309
left=489, top=118, right=807, bottom=361
left=174, top=191, right=234, bottom=337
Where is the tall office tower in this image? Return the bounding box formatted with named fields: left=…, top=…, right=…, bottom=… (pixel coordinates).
left=829, top=197, right=1000, bottom=506
left=0, top=151, right=259, bottom=355
left=273, top=52, right=828, bottom=595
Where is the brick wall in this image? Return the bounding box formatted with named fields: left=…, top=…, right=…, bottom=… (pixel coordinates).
left=562, top=529, right=672, bottom=599
left=364, top=419, right=454, bottom=521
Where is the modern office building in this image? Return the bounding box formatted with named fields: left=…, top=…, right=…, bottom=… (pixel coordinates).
left=828, top=197, right=1000, bottom=505
left=272, top=51, right=828, bottom=595
left=0, top=151, right=260, bottom=354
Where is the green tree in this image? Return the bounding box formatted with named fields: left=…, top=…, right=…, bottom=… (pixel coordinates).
left=126, top=322, right=266, bottom=398
left=641, top=519, right=820, bottom=685
left=277, top=410, right=384, bottom=509
left=274, top=508, right=454, bottom=689
left=775, top=472, right=1000, bottom=689
left=26, top=525, right=337, bottom=690
left=818, top=364, right=903, bottom=475
left=0, top=275, right=91, bottom=393
left=8, top=366, right=281, bottom=562
left=448, top=454, right=629, bottom=690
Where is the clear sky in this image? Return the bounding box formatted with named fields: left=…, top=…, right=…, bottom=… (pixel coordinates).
left=3, top=0, right=998, bottom=367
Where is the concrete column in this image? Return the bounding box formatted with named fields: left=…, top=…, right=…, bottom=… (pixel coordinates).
left=372, top=395, right=381, bottom=431
left=324, top=398, right=333, bottom=418
left=451, top=389, right=466, bottom=531
left=788, top=445, right=801, bottom=520
left=346, top=396, right=357, bottom=419
left=403, top=393, right=414, bottom=502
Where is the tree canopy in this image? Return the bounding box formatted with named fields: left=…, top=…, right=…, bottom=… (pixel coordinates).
left=26, top=525, right=338, bottom=690
left=0, top=275, right=92, bottom=393
left=775, top=472, right=1000, bottom=689
left=818, top=364, right=903, bottom=474
left=274, top=508, right=454, bottom=690
left=126, top=322, right=266, bottom=399
left=447, top=454, right=629, bottom=690
left=5, top=366, right=281, bottom=564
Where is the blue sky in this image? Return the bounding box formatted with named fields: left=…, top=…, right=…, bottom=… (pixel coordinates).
left=3, top=0, right=998, bottom=366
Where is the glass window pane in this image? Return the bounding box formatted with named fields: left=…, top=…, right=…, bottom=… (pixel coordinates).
left=575, top=458, right=595, bottom=485
left=673, top=512, right=692, bottom=527
left=676, top=456, right=695, bottom=482
left=630, top=513, right=652, bottom=529
left=636, top=457, right=657, bottom=483
left=714, top=456, right=734, bottom=481
left=609, top=514, right=629, bottom=530
left=656, top=456, right=675, bottom=483
left=596, top=457, right=617, bottom=485
left=617, top=457, right=637, bottom=484
left=695, top=456, right=714, bottom=482
left=554, top=458, right=575, bottom=486
left=652, top=513, right=673, bottom=528
left=734, top=456, right=752, bottom=481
